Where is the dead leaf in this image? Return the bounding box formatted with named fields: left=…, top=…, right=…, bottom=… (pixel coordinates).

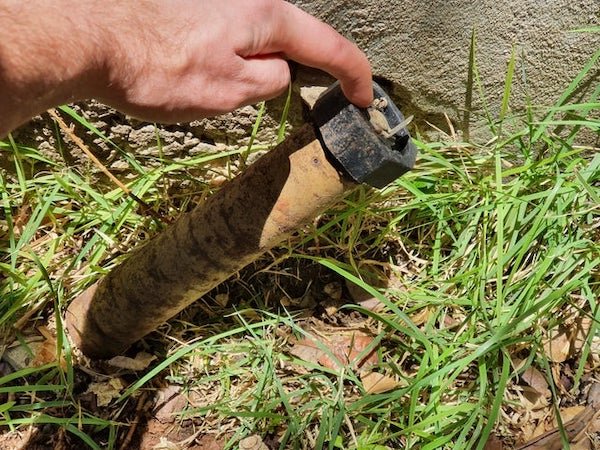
left=290, top=330, right=378, bottom=371
left=154, top=386, right=187, bottom=423
left=13, top=199, right=32, bottom=237
left=344, top=276, right=380, bottom=305
left=361, top=372, right=400, bottom=394
left=524, top=419, right=545, bottom=444
left=319, top=332, right=377, bottom=370
left=521, top=386, right=550, bottom=411
left=589, top=411, right=600, bottom=435
left=586, top=383, right=600, bottom=434
left=587, top=383, right=600, bottom=408
left=410, top=307, right=431, bottom=327
left=552, top=406, right=588, bottom=427
left=520, top=364, right=550, bottom=398
left=543, top=328, right=571, bottom=363
left=214, top=293, right=229, bottom=308
left=239, top=435, right=268, bottom=450
left=3, top=327, right=67, bottom=371
left=86, top=378, right=124, bottom=407
left=289, top=337, right=321, bottom=363
left=151, top=437, right=180, bottom=450
left=344, top=268, right=388, bottom=313
left=443, top=314, right=461, bottom=329
left=484, top=435, right=504, bottom=450
left=31, top=339, right=57, bottom=367
left=529, top=420, right=548, bottom=443
left=517, top=407, right=593, bottom=449
left=572, top=317, right=592, bottom=356
left=571, top=439, right=592, bottom=450
left=323, top=282, right=342, bottom=300
left=107, top=352, right=156, bottom=371
left=31, top=326, right=67, bottom=369
left=0, top=425, right=39, bottom=450
left=512, top=359, right=550, bottom=411
left=356, top=297, right=386, bottom=313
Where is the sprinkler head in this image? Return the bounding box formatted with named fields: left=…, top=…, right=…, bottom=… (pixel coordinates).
left=311, top=81, right=417, bottom=188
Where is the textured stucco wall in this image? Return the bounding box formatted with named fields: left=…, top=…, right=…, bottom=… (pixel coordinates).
left=292, top=0, right=599, bottom=139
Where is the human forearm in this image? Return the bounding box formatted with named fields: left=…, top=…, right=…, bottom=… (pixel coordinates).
left=0, top=0, right=372, bottom=137
left=0, top=1, right=108, bottom=136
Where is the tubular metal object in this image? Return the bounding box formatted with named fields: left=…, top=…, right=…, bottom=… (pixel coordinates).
left=65, top=82, right=417, bottom=359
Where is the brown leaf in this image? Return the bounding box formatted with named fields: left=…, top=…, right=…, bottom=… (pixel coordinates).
left=443, top=314, right=461, bottom=329
left=239, top=435, right=268, bottom=450
left=356, top=297, right=386, bottom=313
left=521, top=387, right=549, bottom=411
left=289, top=337, right=322, bottom=364
left=31, top=339, right=58, bottom=367
left=521, top=365, right=550, bottom=398
left=323, top=282, right=342, bottom=301
left=345, top=278, right=386, bottom=313
left=513, top=359, right=550, bottom=412
left=410, top=307, right=431, bottom=327
left=154, top=386, right=187, bottom=423
left=86, top=378, right=124, bottom=407
left=586, top=383, right=600, bottom=434
left=589, top=411, right=600, bottom=435
left=571, top=439, right=592, bottom=450
left=552, top=406, right=587, bottom=427
left=214, top=293, right=229, bottom=308
left=2, top=340, right=43, bottom=371
left=344, top=266, right=389, bottom=313
left=529, top=420, right=548, bottom=442
left=517, top=407, right=593, bottom=449
left=543, top=328, right=571, bottom=363
left=3, top=327, right=67, bottom=371
left=13, top=199, right=32, bottom=237
left=33, top=326, right=66, bottom=369
left=361, top=372, right=400, bottom=394
left=484, top=435, right=504, bottom=450
left=107, top=352, right=156, bottom=371
left=572, top=317, right=592, bottom=355
left=290, top=331, right=378, bottom=371
left=587, top=383, right=600, bottom=408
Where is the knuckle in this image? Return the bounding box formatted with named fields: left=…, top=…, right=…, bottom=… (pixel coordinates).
left=252, top=0, right=278, bottom=15
left=218, top=90, right=245, bottom=111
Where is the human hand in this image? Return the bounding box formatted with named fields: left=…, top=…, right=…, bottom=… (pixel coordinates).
left=93, top=0, right=373, bottom=123
left=0, top=0, right=372, bottom=135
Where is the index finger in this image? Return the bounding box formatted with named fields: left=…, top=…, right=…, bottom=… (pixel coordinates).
left=268, top=2, right=373, bottom=107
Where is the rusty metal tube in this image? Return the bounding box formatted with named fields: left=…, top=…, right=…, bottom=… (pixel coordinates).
left=65, top=125, right=354, bottom=358
left=65, top=81, right=418, bottom=359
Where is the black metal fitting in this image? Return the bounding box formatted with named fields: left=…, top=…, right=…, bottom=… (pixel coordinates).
left=311, top=81, right=417, bottom=188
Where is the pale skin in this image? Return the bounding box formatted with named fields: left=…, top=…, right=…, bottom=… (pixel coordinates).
left=0, top=0, right=373, bottom=138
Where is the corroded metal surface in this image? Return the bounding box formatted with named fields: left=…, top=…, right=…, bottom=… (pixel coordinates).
left=66, top=125, right=351, bottom=358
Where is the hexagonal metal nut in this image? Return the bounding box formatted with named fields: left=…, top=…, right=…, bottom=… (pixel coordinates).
left=311, top=81, right=417, bottom=188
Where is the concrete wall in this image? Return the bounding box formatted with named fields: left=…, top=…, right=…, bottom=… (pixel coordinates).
left=292, top=0, right=599, bottom=140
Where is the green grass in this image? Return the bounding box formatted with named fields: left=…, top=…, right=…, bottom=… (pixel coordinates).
left=0, top=48, right=598, bottom=449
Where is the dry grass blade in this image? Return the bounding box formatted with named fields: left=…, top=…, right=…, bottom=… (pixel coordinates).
left=47, top=108, right=163, bottom=222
